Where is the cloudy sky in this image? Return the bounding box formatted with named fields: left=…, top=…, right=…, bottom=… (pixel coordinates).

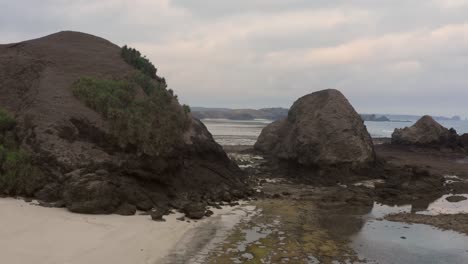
left=2, top=0, right=468, bottom=117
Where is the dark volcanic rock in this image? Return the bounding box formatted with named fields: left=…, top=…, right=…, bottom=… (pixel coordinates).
left=205, top=209, right=214, bottom=217
left=391, top=115, right=460, bottom=148
left=254, top=89, right=375, bottom=166
left=150, top=208, right=167, bottom=221
left=183, top=203, right=206, bottom=219
left=460, top=134, right=468, bottom=148
left=0, top=31, right=247, bottom=214
left=63, top=173, right=121, bottom=214
left=35, top=183, right=62, bottom=202
left=115, top=202, right=137, bottom=216
left=446, top=195, right=467, bottom=203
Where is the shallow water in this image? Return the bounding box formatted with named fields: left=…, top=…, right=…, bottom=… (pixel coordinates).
left=419, top=194, right=468, bottom=215
left=202, top=119, right=270, bottom=145
left=201, top=195, right=468, bottom=263
left=353, top=220, right=468, bottom=264
left=351, top=199, right=468, bottom=263
left=202, top=118, right=468, bottom=145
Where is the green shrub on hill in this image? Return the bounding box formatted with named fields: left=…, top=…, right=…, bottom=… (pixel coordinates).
left=72, top=77, right=136, bottom=117
left=72, top=76, right=190, bottom=156
left=129, top=72, right=165, bottom=96
left=183, top=104, right=191, bottom=113
left=0, top=109, right=16, bottom=132
left=121, top=45, right=157, bottom=79
left=0, top=109, right=45, bottom=196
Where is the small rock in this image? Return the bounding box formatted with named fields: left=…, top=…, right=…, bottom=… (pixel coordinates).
left=183, top=203, right=206, bottom=219
left=176, top=216, right=185, bottom=221
left=115, top=202, right=137, bottom=216
left=135, top=200, right=154, bottom=211
left=205, top=209, right=214, bottom=217
left=222, top=191, right=232, bottom=202
left=446, top=195, right=467, bottom=203
left=400, top=236, right=407, bottom=239
left=150, top=209, right=166, bottom=221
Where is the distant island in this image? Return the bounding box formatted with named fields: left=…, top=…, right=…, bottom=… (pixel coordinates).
left=360, top=114, right=390, bottom=122
left=192, top=107, right=393, bottom=122
left=192, top=107, right=463, bottom=123
left=191, top=107, right=289, bottom=121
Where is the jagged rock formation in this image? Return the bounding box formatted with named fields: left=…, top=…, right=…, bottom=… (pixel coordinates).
left=391, top=115, right=460, bottom=147
left=254, top=89, right=375, bottom=167
left=0, top=31, right=247, bottom=215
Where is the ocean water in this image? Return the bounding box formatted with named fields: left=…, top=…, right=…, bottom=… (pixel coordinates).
left=202, top=118, right=468, bottom=146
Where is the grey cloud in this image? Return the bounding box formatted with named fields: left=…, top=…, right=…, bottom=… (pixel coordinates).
left=1, top=0, right=468, bottom=116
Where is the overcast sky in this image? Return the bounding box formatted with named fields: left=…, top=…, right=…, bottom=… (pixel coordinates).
left=2, top=0, right=468, bottom=117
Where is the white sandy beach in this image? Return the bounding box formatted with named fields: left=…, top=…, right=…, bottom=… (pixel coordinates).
left=0, top=198, right=252, bottom=264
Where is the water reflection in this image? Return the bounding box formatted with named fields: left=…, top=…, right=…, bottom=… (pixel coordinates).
left=351, top=198, right=468, bottom=264
left=420, top=194, right=468, bottom=215
left=352, top=220, right=468, bottom=264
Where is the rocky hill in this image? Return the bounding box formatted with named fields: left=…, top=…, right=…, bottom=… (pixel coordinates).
left=0, top=31, right=247, bottom=216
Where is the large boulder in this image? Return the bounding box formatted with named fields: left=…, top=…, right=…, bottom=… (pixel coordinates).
left=254, top=89, right=375, bottom=166
left=0, top=31, right=247, bottom=214
left=391, top=115, right=460, bottom=147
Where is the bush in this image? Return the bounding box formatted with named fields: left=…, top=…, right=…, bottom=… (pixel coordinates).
left=183, top=104, right=191, bottom=113
left=72, top=78, right=136, bottom=117
left=0, top=109, right=44, bottom=196
left=121, top=45, right=157, bottom=79
left=0, top=147, right=43, bottom=195
left=72, top=77, right=190, bottom=156
left=129, top=72, right=165, bottom=96
left=0, top=109, right=16, bottom=132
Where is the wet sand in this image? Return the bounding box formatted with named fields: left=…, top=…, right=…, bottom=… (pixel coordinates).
left=0, top=198, right=248, bottom=264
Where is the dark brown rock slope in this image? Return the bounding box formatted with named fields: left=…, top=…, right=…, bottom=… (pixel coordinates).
left=0, top=31, right=247, bottom=214
left=254, top=89, right=375, bottom=167
left=391, top=115, right=460, bottom=148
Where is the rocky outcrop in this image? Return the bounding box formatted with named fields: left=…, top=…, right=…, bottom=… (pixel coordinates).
left=0, top=31, right=247, bottom=214
left=254, top=89, right=375, bottom=167
left=460, top=134, right=468, bottom=148
left=391, top=115, right=460, bottom=147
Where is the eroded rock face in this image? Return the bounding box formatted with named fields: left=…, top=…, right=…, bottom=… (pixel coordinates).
left=0, top=31, right=247, bottom=214
left=391, top=115, right=460, bottom=147
left=460, top=134, right=468, bottom=148
left=63, top=173, right=121, bottom=214
left=254, top=89, right=375, bottom=166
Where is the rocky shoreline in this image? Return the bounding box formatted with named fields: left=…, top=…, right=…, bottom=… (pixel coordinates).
left=385, top=213, right=468, bottom=235
left=209, top=141, right=468, bottom=262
